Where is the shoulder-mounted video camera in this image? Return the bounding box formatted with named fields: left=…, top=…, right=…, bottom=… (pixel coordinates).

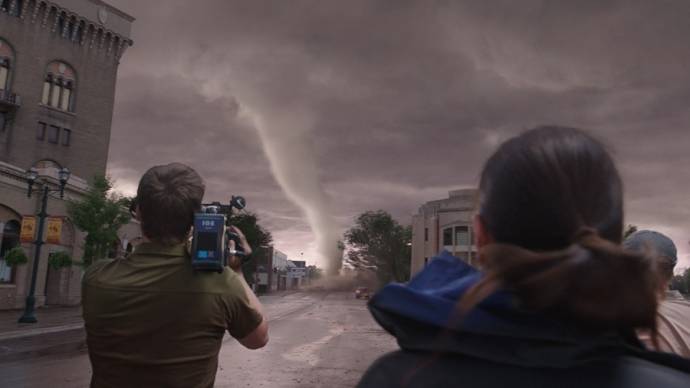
left=191, top=196, right=249, bottom=273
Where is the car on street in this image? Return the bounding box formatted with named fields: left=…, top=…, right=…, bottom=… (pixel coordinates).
left=355, top=286, right=371, bottom=299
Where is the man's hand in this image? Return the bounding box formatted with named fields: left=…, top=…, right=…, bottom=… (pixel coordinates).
left=227, top=226, right=252, bottom=272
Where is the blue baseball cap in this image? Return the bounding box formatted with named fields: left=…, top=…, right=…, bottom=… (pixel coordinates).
left=623, top=230, right=678, bottom=266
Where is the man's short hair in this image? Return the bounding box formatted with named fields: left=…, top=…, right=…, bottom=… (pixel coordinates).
left=136, top=163, right=205, bottom=244
left=623, top=230, right=678, bottom=282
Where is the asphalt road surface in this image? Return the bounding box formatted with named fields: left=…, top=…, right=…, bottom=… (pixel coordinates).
left=0, top=291, right=398, bottom=388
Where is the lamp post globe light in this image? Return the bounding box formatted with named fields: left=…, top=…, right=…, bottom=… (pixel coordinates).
left=18, top=166, right=71, bottom=324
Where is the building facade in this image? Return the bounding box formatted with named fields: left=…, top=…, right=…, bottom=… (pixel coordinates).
left=286, top=260, right=306, bottom=289
left=270, top=248, right=288, bottom=292
left=410, top=189, right=478, bottom=276
left=0, top=0, right=133, bottom=310
left=252, top=247, right=291, bottom=293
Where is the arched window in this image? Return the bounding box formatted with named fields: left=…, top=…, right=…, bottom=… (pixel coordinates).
left=0, top=220, right=21, bottom=283
left=10, top=0, right=23, bottom=17
left=0, top=38, right=14, bottom=92
left=41, top=61, right=76, bottom=112
left=75, top=20, right=85, bottom=43
left=0, top=0, right=21, bottom=16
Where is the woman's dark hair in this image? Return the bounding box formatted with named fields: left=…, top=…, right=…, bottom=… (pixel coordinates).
left=464, top=126, right=659, bottom=332
left=135, top=163, right=205, bottom=245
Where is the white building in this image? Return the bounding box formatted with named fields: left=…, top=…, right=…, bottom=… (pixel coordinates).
left=286, top=260, right=306, bottom=289
left=273, top=249, right=288, bottom=271
left=269, top=249, right=288, bottom=291
left=410, top=189, right=478, bottom=276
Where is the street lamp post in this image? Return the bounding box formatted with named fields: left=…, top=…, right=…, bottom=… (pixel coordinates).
left=18, top=166, right=71, bottom=324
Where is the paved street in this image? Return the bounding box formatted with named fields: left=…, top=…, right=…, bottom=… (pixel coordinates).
left=0, top=292, right=397, bottom=387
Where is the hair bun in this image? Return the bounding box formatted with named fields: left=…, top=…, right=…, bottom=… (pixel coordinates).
left=465, top=237, right=659, bottom=332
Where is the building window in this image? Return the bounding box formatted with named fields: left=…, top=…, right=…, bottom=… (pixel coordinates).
left=57, top=12, right=66, bottom=36
left=42, top=74, right=52, bottom=104
left=0, top=37, right=14, bottom=92
left=36, top=122, right=46, bottom=140
left=67, top=18, right=76, bottom=39
left=0, top=57, right=9, bottom=91
left=62, top=128, right=71, bottom=146
left=41, top=61, right=76, bottom=112
left=443, top=228, right=453, bottom=246
left=0, top=112, right=5, bottom=131
left=1, top=0, right=22, bottom=16
left=48, top=125, right=59, bottom=143
left=50, top=77, right=61, bottom=107
left=454, top=226, right=470, bottom=246
left=10, top=0, right=22, bottom=16
left=60, top=81, right=72, bottom=111
left=424, top=257, right=429, bottom=266
left=424, top=228, right=428, bottom=242
left=0, top=220, right=21, bottom=284
left=75, top=21, right=85, bottom=43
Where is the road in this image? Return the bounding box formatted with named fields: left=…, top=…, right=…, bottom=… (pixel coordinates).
left=0, top=291, right=397, bottom=388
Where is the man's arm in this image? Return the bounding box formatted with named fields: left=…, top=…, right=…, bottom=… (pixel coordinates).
left=227, top=226, right=269, bottom=350
left=235, top=272, right=269, bottom=349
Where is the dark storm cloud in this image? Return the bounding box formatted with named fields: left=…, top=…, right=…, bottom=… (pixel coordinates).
left=106, top=0, right=690, bottom=266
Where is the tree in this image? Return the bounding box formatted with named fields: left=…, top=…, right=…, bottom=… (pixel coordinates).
left=670, top=267, right=690, bottom=295
left=67, top=175, right=131, bottom=267
left=226, top=212, right=273, bottom=284
left=623, top=224, right=638, bottom=239
left=344, top=210, right=411, bottom=286
left=307, top=265, right=324, bottom=281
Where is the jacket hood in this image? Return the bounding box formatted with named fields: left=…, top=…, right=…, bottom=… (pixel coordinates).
left=368, top=251, right=690, bottom=371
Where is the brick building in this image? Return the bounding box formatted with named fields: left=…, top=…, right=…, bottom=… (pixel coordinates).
left=0, top=0, right=133, bottom=310
left=410, top=189, right=478, bottom=276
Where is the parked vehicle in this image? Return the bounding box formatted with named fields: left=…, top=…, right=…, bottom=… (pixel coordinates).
left=355, top=286, right=371, bottom=299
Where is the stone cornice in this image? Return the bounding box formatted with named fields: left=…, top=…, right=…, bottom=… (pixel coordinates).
left=1, top=0, right=134, bottom=63
left=0, top=160, right=89, bottom=196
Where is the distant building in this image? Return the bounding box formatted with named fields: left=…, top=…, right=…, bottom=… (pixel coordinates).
left=253, top=247, right=292, bottom=293
left=410, top=189, right=478, bottom=276
left=0, top=0, right=133, bottom=309
left=287, top=260, right=306, bottom=289
left=270, top=249, right=288, bottom=291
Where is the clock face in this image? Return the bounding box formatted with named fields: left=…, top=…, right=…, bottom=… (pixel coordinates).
left=98, top=7, right=108, bottom=24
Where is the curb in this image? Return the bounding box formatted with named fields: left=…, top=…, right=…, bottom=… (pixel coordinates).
left=0, top=323, right=84, bottom=341
left=0, top=327, right=86, bottom=364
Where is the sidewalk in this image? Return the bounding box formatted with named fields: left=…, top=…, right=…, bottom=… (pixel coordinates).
left=0, top=290, right=302, bottom=363
left=0, top=305, right=85, bottom=363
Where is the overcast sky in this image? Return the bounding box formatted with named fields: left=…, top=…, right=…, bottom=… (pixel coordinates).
left=105, top=0, right=689, bottom=269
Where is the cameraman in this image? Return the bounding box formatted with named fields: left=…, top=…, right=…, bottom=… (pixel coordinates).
left=82, top=163, right=268, bottom=388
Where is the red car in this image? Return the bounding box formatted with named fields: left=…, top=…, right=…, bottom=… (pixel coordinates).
left=355, top=287, right=371, bottom=299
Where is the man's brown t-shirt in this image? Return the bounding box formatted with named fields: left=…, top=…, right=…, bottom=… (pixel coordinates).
left=82, top=242, right=263, bottom=388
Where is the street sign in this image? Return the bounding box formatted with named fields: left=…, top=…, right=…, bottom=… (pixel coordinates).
left=20, top=216, right=36, bottom=243
left=46, top=217, right=63, bottom=244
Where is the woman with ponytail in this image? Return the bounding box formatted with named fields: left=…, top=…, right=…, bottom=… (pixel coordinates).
left=358, top=126, right=690, bottom=388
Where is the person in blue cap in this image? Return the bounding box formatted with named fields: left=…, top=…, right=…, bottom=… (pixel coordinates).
left=357, top=126, right=690, bottom=388
left=624, top=230, right=690, bottom=357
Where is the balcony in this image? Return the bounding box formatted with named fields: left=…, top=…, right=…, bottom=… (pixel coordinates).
left=0, top=89, right=21, bottom=110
